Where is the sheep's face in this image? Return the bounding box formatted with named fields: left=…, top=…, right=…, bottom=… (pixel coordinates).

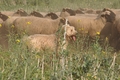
left=100, top=8, right=116, bottom=23
left=30, top=11, right=43, bottom=17
left=45, top=12, right=58, bottom=19
left=65, top=25, right=77, bottom=41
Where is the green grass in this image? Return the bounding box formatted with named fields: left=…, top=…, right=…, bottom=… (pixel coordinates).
left=0, top=0, right=120, bottom=12
left=0, top=0, right=120, bottom=80
left=0, top=32, right=120, bottom=80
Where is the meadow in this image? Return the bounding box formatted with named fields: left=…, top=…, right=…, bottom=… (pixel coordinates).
left=0, top=0, right=120, bottom=80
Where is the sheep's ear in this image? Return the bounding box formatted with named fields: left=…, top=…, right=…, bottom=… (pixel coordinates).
left=102, top=8, right=110, bottom=12
left=103, top=8, right=107, bottom=11
left=62, top=8, right=66, bottom=12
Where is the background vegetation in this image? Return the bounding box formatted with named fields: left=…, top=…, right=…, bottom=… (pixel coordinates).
left=0, top=0, right=120, bottom=12
left=0, top=0, right=120, bottom=80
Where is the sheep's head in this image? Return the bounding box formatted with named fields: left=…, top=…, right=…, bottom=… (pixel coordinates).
left=13, top=9, right=28, bottom=16
left=30, top=11, right=43, bottom=17
left=45, top=12, right=58, bottom=19
left=0, top=12, right=8, bottom=21
left=100, top=8, right=116, bottom=23
left=60, top=8, right=76, bottom=17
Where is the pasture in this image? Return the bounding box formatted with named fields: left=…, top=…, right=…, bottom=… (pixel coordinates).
left=0, top=0, right=120, bottom=80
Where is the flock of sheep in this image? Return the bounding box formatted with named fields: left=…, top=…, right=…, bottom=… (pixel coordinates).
left=0, top=8, right=120, bottom=52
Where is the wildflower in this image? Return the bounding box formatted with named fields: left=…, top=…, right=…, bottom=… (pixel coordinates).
left=26, top=21, right=31, bottom=25
left=102, top=50, right=106, bottom=54
left=0, top=24, right=2, bottom=27
left=79, top=27, right=84, bottom=31
left=7, top=34, right=10, bottom=37
left=78, top=19, right=80, bottom=22
left=93, top=76, right=97, bottom=79
left=8, top=16, right=11, bottom=18
left=35, top=55, right=40, bottom=59
left=96, top=32, right=100, bottom=35
left=11, top=25, right=14, bottom=28
left=22, top=32, right=26, bottom=35
left=16, top=39, right=20, bottom=43
left=105, top=37, right=108, bottom=41
left=16, top=34, right=18, bottom=36
left=87, top=73, right=91, bottom=76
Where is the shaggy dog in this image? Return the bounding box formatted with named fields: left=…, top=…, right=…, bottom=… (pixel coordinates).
left=23, top=19, right=77, bottom=52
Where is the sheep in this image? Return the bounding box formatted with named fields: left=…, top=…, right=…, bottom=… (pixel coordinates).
left=64, top=11, right=107, bottom=38
left=99, top=8, right=120, bottom=51
left=12, top=16, right=66, bottom=35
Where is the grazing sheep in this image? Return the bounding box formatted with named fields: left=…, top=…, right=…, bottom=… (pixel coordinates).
left=60, top=8, right=76, bottom=17
left=29, top=11, right=43, bottom=18
left=44, top=12, right=59, bottom=19
left=99, top=8, right=120, bottom=51
left=23, top=21, right=77, bottom=52
left=64, top=14, right=106, bottom=38
left=13, top=16, right=66, bottom=35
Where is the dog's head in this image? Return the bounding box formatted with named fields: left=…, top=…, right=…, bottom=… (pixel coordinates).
left=63, top=24, right=77, bottom=41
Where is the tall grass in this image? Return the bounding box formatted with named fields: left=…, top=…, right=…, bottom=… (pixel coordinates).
left=0, top=32, right=120, bottom=80
left=0, top=0, right=120, bottom=80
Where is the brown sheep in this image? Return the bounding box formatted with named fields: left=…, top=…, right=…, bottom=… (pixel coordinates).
left=13, top=16, right=66, bottom=35
left=98, top=8, right=120, bottom=51
left=22, top=23, right=77, bottom=52
left=44, top=12, right=59, bottom=19
left=29, top=11, right=44, bottom=18
left=60, top=8, right=76, bottom=17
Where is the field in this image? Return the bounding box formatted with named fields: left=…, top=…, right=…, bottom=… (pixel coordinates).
left=0, top=0, right=120, bottom=80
